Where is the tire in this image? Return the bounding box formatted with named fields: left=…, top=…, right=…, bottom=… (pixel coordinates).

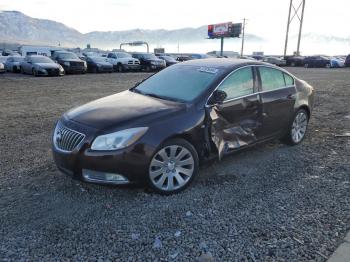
left=32, top=68, right=37, bottom=77
left=13, top=66, right=17, bottom=73
left=147, top=138, right=199, bottom=195
left=20, top=67, right=25, bottom=74
left=281, top=109, right=309, bottom=146
left=117, top=64, right=123, bottom=73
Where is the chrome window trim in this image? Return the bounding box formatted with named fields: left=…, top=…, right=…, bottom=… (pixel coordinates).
left=205, top=64, right=296, bottom=107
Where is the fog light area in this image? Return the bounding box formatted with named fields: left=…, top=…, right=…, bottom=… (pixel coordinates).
left=82, top=169, right=129, bottom=184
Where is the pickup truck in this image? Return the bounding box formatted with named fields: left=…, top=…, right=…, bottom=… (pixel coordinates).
left=106, top=52, right=141, bottom=72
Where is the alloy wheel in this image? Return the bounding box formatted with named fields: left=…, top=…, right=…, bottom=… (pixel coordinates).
left=149, top=145, right=195, bottom=192
left=291, top=111, right=308, bottom=143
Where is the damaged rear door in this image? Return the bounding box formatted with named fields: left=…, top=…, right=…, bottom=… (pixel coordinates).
left=206, top=66, right=262, bottom=159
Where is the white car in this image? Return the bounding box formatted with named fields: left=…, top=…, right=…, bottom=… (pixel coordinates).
left=106, top=52, right=141, bottom=72
left=5, top=56, right=24, bottom=73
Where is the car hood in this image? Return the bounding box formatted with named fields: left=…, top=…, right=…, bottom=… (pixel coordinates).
left=96, top=62, right=112, bottom=67
left=66, top=90, right=186, bottom=130
left=35, top=63, right=59, bottom=69
left=59, top=59, right=83, bottom=63
left=117, top=57, right=138, bottom=62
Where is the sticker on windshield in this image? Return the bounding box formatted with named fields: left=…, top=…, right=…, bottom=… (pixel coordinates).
left=198, top=67, right=219, bottom=74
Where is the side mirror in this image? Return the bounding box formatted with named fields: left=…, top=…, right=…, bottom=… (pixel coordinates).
left=209, top=90, right=227, bottom=105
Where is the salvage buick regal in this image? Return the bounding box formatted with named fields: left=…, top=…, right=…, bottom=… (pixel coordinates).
left=52, top=59, right=314, bottom=194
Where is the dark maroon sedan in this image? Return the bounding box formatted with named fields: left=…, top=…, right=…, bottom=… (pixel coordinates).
left=52, top=59, right=314, bottom=194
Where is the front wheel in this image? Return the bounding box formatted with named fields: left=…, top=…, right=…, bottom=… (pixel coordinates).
left=281, top=109, right=309, bottom=145
left=117, top=64, right=123, bottom=73
left=148, top=138, right=199, bottom=195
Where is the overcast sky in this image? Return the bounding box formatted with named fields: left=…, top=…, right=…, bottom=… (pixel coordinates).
left=0, top=0, right=349, bottom=38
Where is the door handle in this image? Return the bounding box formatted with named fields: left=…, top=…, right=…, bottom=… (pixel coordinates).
left=286, top=94, right=295, bottom=100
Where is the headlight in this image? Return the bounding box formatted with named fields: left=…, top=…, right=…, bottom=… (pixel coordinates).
left=63, top=61, right=70, bottom=66
left=151, top=61, right=156, bottom=65
left=91, top=127, right=148, bottom=151
left=97, top=63, right=102, bottom=67
left=58, top=65, right=64, bottom=72
left=0, top=63, right=4, bottom=69
left=83, top=61, right=87, bottom=67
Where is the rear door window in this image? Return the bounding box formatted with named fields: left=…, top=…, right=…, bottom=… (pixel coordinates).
left=259, top=67, right=286, bottom=91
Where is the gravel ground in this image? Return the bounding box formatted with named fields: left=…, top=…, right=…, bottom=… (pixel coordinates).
left=0, top=68, right=349, bottom=261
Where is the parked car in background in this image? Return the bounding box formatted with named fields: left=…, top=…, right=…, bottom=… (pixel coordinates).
left=189, top=54, right=212, bottom=59
left=4, top=56, right=24, bottom=72
left=176, top=55, right=191, bottom=62
left=303, top=56, right=332, bottom=68
left=20, top=55, right=65, bottom=76
left=345, top=54, right=350, bottom=67
left=52, top=59, right=314, bottom=194
left=85, top=56, right=113, bottom=73
left=0, top=62, right=5, bottom=73
left=157, top=55, right=178, bottom=67
left=52, top=51, right=87, bottom=74
left=285, top=56, right=305, bottom=67
left=131, top=52, right=166, bottom=71
left=330, top=57, right=345, bottom=68
left=106, top=52, right=141, bottom=72
left=263, top=56, right=286, bottom=66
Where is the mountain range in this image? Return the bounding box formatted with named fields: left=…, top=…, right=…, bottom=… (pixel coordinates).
left=0, top=10, right=349, bottom=54
left=0, top=10, right=263, bottom=48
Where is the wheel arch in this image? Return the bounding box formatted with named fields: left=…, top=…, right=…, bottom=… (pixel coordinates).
left=298, top=105, right=311, bottom=119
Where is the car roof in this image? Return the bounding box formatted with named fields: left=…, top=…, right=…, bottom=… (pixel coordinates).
left=27, top=55, right=48, bottom=57
left=180, top=58, right=268, bottom=69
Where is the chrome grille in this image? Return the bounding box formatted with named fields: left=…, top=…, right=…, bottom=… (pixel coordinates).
left=53, top=122, right=85, bottom=152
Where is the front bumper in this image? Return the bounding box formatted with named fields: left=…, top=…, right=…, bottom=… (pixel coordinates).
left=37, top=68, right=64, bottom=76
left=123, top=64, right=141, bottom=71
left=63, top=66, right=87, bottom=74
left=52, top=120, right=155, bottom=185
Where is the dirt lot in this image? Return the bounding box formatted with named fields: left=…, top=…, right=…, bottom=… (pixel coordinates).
left=0, top=68, right=349, bottom=261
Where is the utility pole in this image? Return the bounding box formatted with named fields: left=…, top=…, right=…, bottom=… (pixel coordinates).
left=283, top=0, right=306, bottom=57
left=240, top=18, right=247, bottom=57
left=220, top=37, right=224, bottom=56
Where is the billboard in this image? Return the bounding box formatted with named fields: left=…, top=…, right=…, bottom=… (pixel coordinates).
left=208, top=22, right=242, bottom=39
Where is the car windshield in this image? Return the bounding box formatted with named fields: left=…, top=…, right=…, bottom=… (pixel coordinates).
left=140, top=53, right=157, bottom=59
left=57, top=52, right=79, bottom=59
left=117, top=52, right=131, bottom=58
left=12, top=57, right=24, bottom=62
left=161, top=56, right=176, bottom=62
left=90, top=57, right=107, bottom=62
left=133, top=65, right=222, bottom=102
left=30, top=56, right=53, bottom=63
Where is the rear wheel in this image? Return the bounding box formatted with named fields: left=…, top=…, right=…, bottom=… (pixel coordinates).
left=281, top=109, right=309, bottom=145
left=148, top=138, right=199, bottom=195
